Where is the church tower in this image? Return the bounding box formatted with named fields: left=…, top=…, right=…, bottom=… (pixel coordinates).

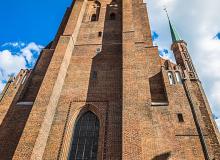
left=0, top=0, right=219, bottom=159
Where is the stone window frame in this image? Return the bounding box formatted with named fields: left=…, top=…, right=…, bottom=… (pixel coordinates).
left=58, top=103, right=106, bottom=160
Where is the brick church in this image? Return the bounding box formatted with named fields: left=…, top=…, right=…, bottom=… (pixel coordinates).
left=0, top=0, right=219, bottom=159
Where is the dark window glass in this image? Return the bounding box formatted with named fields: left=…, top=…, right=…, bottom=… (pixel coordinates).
left=98, top=32, right=102, bottom=37
left=177, top=113, right=184, bottom=123
left=93, top=71, right=97, bottom=80
left=69, top=112, right=100, bottom=160
left=110, top=13, right=116, bottom=20
left=91, top=14, right=97, bottom=21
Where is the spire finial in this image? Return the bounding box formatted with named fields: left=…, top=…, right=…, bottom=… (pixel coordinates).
left=163, top=7, right=170, bottom=21
left=164, top=8, right=182, bottom=43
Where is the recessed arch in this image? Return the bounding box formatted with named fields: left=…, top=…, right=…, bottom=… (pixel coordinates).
left=168, top=71, right=175, bottom=85
left=68, top=111, right=100, bottom=160
left=175, top=71, right=182, bottom=84
left=90, top=1, right=101, bottom=21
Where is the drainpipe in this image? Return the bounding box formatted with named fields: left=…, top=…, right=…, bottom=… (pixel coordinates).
left=183, top=79, right=210, bottom=160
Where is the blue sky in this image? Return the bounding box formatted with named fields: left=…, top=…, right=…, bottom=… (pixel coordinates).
left=0, top=0, right=72, bottom=98
left=0, top=0, right=220, bottom=129
left=0, top=0, right=72, bottom=45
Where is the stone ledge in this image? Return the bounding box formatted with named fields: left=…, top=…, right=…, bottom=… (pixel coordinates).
left=151, top=102, right=169, bottom=106
left=16, top=102, right=34, bottom=106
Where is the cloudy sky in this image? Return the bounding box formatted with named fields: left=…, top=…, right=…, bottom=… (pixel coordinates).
left=0, top=0, right=219, bottom=129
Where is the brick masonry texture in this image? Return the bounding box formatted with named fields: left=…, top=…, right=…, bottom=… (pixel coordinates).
left=0, top=0, right=219, bottom=160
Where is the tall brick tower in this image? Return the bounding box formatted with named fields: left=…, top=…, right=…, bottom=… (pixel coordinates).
left=0, top=0, right=219, bottom=159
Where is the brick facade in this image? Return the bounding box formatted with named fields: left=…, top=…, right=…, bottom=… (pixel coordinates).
left=0, top=0, right=219, bottom=159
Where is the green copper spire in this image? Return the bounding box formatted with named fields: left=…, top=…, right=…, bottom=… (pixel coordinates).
left=164, top=8, right=182, bottom=43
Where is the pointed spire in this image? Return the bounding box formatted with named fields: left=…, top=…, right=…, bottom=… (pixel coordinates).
left=164, top=8, right=182, bottom=43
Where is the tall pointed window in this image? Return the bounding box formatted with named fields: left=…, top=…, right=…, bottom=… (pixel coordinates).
left=168, top=71, right=175, bottom=85
left=175, top=71, right=182, bottom=84
left=90, top=1, right=101, bottom=21
left=69, top=111, right=100, bottom=160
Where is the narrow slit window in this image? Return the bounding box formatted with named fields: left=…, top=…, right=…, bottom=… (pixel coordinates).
left=177, top=113, right=184, bottom=123
left=93, top=71, right=97, bottom=80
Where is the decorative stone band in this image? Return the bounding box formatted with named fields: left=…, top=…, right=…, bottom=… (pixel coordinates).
left=16, top=102, right=34, bottom=106
left=151, top=102, right=169, bottom=106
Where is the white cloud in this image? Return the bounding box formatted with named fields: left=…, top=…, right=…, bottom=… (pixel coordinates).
left=159, top=49, right=175, bottom=63
left=198, top=38, right=220, bottom=79
left=21, top=42, right=43, bottom=63
left=146, top=0, right=220, bottom=129
left=0, top=42, right=43, bottom=92
left=0, top=50, right=26, bottom=79
left=2, top=42, right=25, bottom=48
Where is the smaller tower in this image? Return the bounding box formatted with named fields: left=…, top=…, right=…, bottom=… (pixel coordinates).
left=165, top=9, right=198, bottom=80
left=165, top=9, right=220, bottom=159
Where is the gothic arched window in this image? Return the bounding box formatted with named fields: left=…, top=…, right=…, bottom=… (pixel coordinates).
left=175, top=71, right=182, bottom=84
left=168, top=71, right=175, bottom=85
left=90, top=1, right=101, bottom=21
left=69, top=111, right=100, bottom=160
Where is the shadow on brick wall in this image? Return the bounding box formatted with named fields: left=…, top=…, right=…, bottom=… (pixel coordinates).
left=85, top=1, right=123, bottom=159
left=152, top=152, right=171, bottom=160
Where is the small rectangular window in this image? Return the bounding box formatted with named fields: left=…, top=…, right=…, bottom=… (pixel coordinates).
left=177, top=113, right=184, bottom=123
left=98, top=32, right=102, bottom=37
left=93, top=71, right=97, bottom=80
